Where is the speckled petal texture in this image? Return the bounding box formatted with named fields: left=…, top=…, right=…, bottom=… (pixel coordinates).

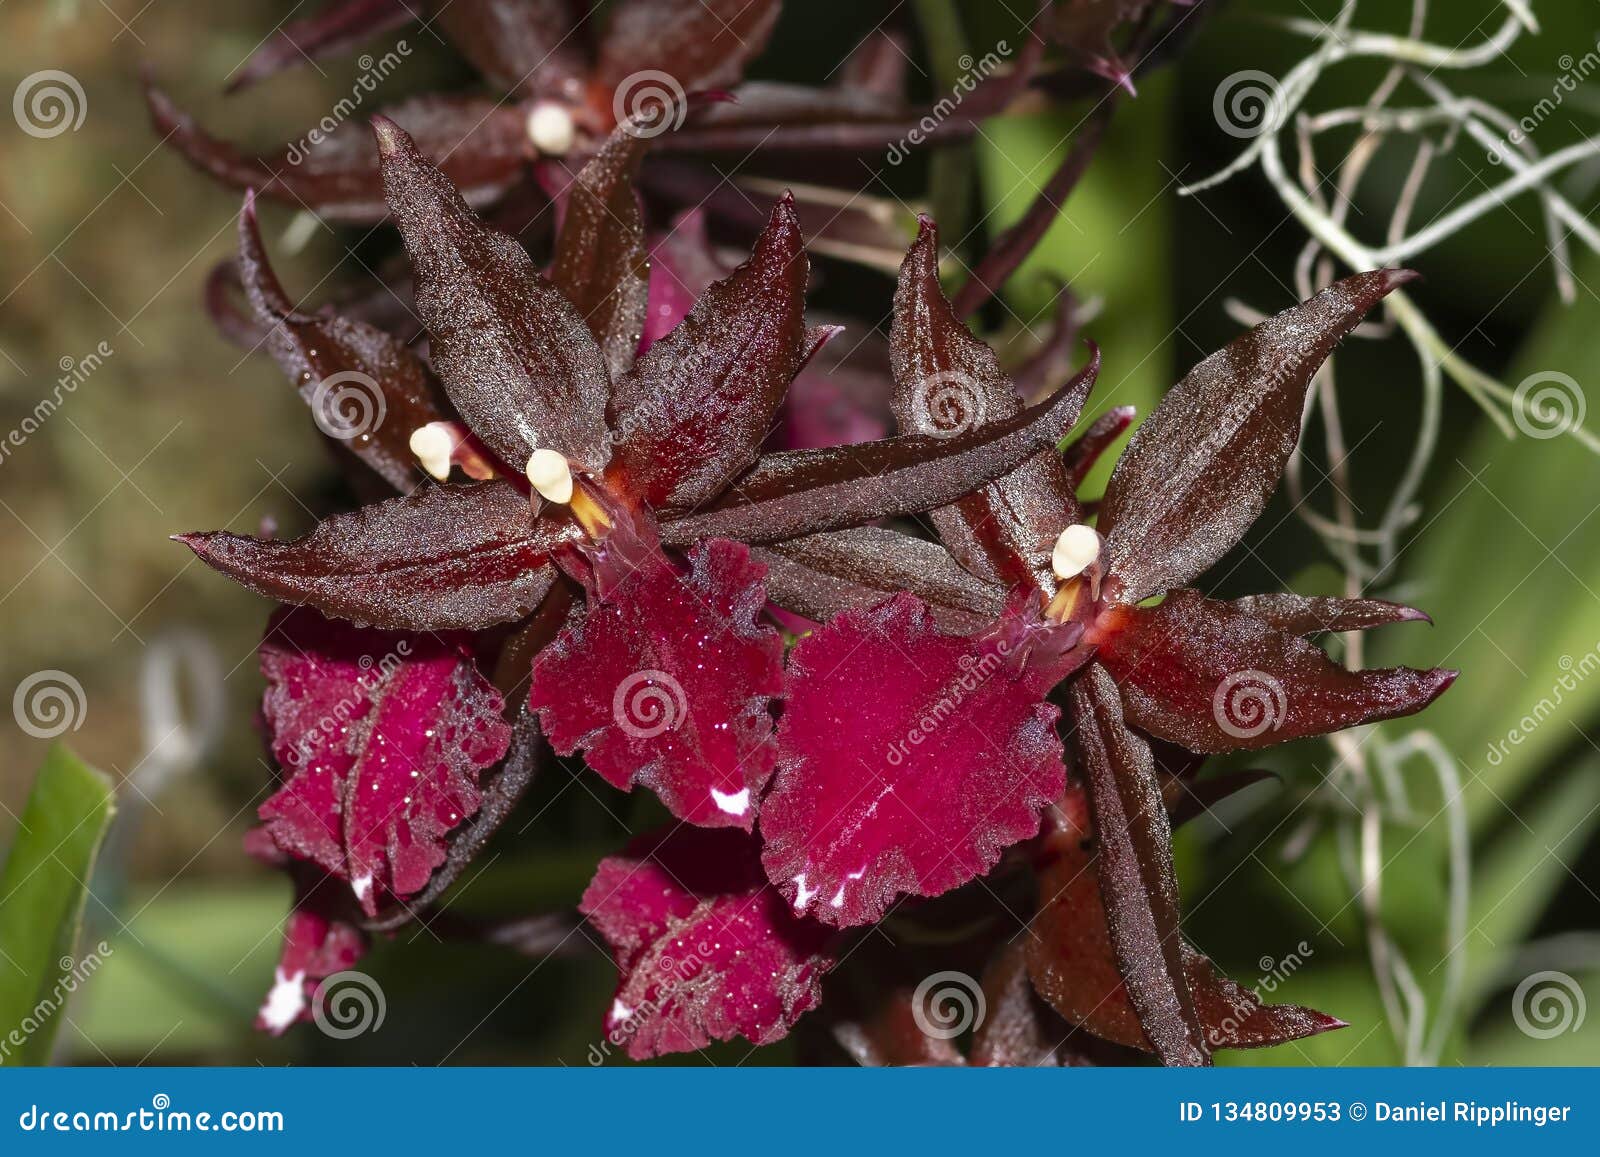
left=528, top=538, right=783, bottom=828
left=258, top=607, right=512, bottom=915
left=580, top=825, right=835, bottom=1060
left=1028, top=803, right=1343, bottom=1052
left=761, top=594, right=1065, bottom=927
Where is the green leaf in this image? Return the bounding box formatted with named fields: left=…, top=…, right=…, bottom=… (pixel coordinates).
left=0, top=743, right=116, bottom=1066
left=1375, top=252, right=1600, bottom=834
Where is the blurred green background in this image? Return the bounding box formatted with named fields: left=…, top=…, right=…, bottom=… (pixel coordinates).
left=2, top=0, right=1597, bottom=1065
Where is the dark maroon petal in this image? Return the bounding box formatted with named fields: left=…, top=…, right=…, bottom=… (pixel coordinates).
left=640, top=211, right=729, bottom=351
left=227, top=0, right=416, bottom=92
left=1094, top=588, right=1456, bottom=753
left=661, top=369, right=1098, bottom=546
left=547, top=125, right=650, bottom=380
left=205, top=258, right=269, bottom=348
left=593, top=0, right=780, bottom=92
left=753, top=526, right=1005, bottom=635
left=178, top=481, right=577, bottom=630
left=258, top=607, right=512, bottom=916
left=529, top=538, right=783, bottom=828
left=373, top=117, right=612, bottom=468
left=1060, top=405, right=1135, bottom=492
left=427, top=0, right=589, bottom=98
left=1228, top=592, right=1430, bottom=636
left=891, top=219, right=1086, bottom=593
left=761, top=595, right=1067, bottom=927
left=579, top=825, right=835, bottom=1059
left=1067, top=663, right=1209, bottom=1066
left=662, top=82, right=910, bottom=153
left=1097, top=270, right=1416, bottom=603
left=1028, top=801, right=1343, bottom=1053
left=253, top=871, right=369, bottom=1034
left=606, top=195, right=807, bottom=513
left=147, top=83, right=528, bottom=223
left=969, top=941, right=1065, bottom=1068
left=237, top=194, right=449, bottom=492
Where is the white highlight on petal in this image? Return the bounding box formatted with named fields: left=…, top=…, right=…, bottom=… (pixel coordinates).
left=352, top=871, right=374, bottom=905
left=526, top=102, right=576, bottom=155
left=792, top=873, right=819, bottom=912
left=711, top=787, right=750, bottom=816
left=525, top=448, right=574, bottom=504
left=409, top=423, right=455, bottom=481
left=259, top=967, right=307, bottom=1032
left=1051, top=523, right=1102, bottom=582
left=609, top=998, right=633, bottom=1024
